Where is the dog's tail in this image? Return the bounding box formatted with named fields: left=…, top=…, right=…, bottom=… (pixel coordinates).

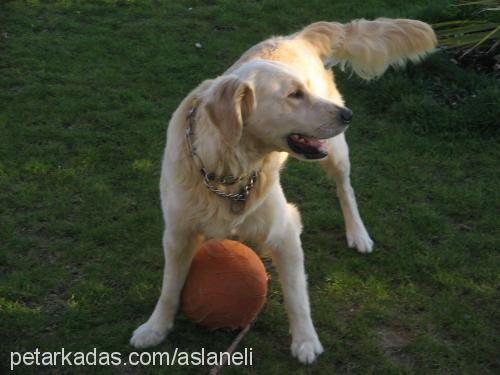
left=296, top=18, right=437, bottom=80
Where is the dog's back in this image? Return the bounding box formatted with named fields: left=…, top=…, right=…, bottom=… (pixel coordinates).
left=228, top=19, right=436, bottom=80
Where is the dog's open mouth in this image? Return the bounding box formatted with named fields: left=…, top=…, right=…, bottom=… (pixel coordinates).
left=286, top=134, right=328, bottom=160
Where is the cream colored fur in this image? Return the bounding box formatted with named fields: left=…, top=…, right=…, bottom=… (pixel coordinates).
left=298, top=18, right=437, bottom=79
left=130, top=18, right=437, bottom=364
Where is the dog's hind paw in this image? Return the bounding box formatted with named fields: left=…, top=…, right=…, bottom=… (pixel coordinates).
left=130, top=322, right=167, bottom=349
left=347, top=228, right=374, bottom=253
left=291, top=336, right=324, bottom=364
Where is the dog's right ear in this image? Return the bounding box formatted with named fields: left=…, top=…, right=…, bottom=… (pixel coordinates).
left=205, top=76, right=255, bottom=147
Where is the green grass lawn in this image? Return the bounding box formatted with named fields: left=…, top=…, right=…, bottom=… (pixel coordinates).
left=1, top=0, right=499, bottom=373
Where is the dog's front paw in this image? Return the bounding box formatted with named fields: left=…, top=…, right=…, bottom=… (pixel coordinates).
left=347, top=227, right=374, bottom=253
left=291, top=335, right=324, bottom=364
left=130, top=322, right=168, bottom=349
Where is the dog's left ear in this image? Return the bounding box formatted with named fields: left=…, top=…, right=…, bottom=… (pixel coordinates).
left=205, top=76, right=255, bottom=147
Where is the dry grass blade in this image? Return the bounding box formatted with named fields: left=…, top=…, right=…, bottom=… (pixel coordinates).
left=455, top=0, right=500, bottom=7
left=460, top=25, right=500, bottom=56
left=433, top=0, right=499, bottom=55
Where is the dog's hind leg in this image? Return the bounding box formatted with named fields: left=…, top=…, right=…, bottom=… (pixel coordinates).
left=320, top=133, right=373, bottom=253
left=130, top=226, right=203, bottom=348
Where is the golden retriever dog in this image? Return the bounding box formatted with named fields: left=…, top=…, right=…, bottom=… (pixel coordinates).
left=130, top=19, right=436, bottom=363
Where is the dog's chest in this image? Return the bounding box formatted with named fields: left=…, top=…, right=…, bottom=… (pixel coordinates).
left=201, top=215, right=246, bottom=240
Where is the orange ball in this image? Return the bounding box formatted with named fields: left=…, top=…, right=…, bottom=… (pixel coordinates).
left=181, top=239, right=268, bottom=330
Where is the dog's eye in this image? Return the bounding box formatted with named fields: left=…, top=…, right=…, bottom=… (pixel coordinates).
left=288, top=90, right=304, bottom=99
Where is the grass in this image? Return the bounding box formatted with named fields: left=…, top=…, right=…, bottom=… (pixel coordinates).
left=1, top=0, right=499, bottom=373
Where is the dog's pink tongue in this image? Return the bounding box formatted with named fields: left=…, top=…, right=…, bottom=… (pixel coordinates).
left=291, top=135, right=319, bottom=144
left=291, top=135, right=326, bottom=149
left=306, top=138, right=324, bottom=148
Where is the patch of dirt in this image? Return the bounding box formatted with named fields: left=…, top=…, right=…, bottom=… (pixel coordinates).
left=213, top=25, right=236, bottom=32
left=378, top=327, right=410, bottom=349
left=432, top=51, right=499, bottom=111
left=377, top=326, right=414, bottom=368
left=454, top=51, right=500, bottom=74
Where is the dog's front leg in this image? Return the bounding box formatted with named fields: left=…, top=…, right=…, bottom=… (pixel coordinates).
left=130, top=228, right=202, bottom=349
left=265, top=202, right=323, bottom=364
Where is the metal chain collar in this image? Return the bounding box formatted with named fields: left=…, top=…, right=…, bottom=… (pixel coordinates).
left=185, top=106, right=260, bottom=203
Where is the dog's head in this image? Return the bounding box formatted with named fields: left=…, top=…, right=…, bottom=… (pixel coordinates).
left=203, top=61, right=351, bottom=161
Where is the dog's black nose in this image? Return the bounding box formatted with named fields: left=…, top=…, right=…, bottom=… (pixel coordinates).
left=340, top=107, right=353, bottom=124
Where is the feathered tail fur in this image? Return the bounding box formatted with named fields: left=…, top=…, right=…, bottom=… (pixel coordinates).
left=297, top=18, right=437, bottom=80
